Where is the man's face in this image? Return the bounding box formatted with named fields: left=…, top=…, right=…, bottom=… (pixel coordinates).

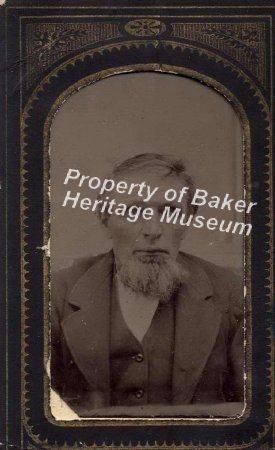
left=106, top=169, right=189, bottom=268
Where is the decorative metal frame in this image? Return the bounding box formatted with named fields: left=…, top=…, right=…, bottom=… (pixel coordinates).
left=1, top=1, right=273, bottom=449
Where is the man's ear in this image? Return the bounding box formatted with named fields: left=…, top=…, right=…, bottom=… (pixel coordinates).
left=180, top=227, right=189, bottom=241
left=100, top=217, right=112, bottom=239
left=180, top=213, right=194, bottom=240
left=103, top=226, right=112, bottom=239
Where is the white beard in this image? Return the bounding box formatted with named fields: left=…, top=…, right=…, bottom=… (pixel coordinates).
left=116, top=254, right=189, bottom=303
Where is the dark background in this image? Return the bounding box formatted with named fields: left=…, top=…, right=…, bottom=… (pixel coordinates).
left=50, top=72, right=243, bottom=272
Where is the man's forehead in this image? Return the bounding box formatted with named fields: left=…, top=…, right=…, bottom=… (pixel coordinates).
left=114, top=169, right=186, bottom=191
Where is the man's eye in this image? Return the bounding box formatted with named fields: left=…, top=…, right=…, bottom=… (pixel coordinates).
left=126, top=206, right=143, bottom=212
left=169, top=206, right=177, bottom=212
left=158, top=206, right=177, bottom=214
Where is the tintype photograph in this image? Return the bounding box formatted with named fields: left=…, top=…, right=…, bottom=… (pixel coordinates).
left=1, top=1, right=273, bottom=449
left=49, top=73, right=245, bottom=419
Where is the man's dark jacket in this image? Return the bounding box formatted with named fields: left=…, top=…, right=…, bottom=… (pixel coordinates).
left=51, top=251, right=244, bottom=415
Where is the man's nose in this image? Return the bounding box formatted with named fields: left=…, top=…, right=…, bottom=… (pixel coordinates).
left=142, top=214, right=162, bottom=240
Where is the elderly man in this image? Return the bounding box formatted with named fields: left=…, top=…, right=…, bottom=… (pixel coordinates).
left=51, top=153, right=244, bottom=416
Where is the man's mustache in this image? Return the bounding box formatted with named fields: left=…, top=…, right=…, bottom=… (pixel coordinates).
left=134, top=253, right=169, bottom=264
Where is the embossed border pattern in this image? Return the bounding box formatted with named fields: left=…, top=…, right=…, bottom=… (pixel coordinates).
left=2, top=3, right=273, bottom=449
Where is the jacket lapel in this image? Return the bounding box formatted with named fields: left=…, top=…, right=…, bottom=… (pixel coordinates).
left=172, top=256, right=222, bottom=404
left=61, top=252, right=114, bottom=407
left=60, top=251, right=222, bottom=408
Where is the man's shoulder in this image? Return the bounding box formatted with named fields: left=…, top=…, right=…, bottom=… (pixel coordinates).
left=51, top=252, right=112, bottom=296
left=179, top=251, right=242, bottom=313
left=180, top=251, right=241, bottom=285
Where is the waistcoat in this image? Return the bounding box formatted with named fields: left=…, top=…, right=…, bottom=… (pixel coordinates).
left=110, top=289, right=175, bottom=406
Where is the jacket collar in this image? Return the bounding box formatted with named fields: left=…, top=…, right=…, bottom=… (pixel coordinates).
left=61, top=251, right=114, bottom=408
left=61, top=251, right=221, bottom=408
left=172, top=254, right=221, bottom=403
left=67, top=250, right=114, bottom=309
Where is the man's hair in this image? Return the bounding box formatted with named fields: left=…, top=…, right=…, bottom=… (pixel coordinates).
left=98, top=153, right=198, bottom=224
left=112, top=153, right=198, bottom=215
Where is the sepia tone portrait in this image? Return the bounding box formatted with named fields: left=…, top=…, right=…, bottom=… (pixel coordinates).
left=49, top=73, right=245, bottom=419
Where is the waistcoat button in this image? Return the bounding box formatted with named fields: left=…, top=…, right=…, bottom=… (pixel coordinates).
left=134, top=353, right=144, bottom=363
left=135, top=389, right=144, bottom=399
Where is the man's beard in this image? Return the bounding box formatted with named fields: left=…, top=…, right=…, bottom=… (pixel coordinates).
left=116, top=254, right=189, bottom=303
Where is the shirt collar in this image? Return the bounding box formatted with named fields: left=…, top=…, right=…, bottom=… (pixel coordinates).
left=115, top=275, right=160, bottom=343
